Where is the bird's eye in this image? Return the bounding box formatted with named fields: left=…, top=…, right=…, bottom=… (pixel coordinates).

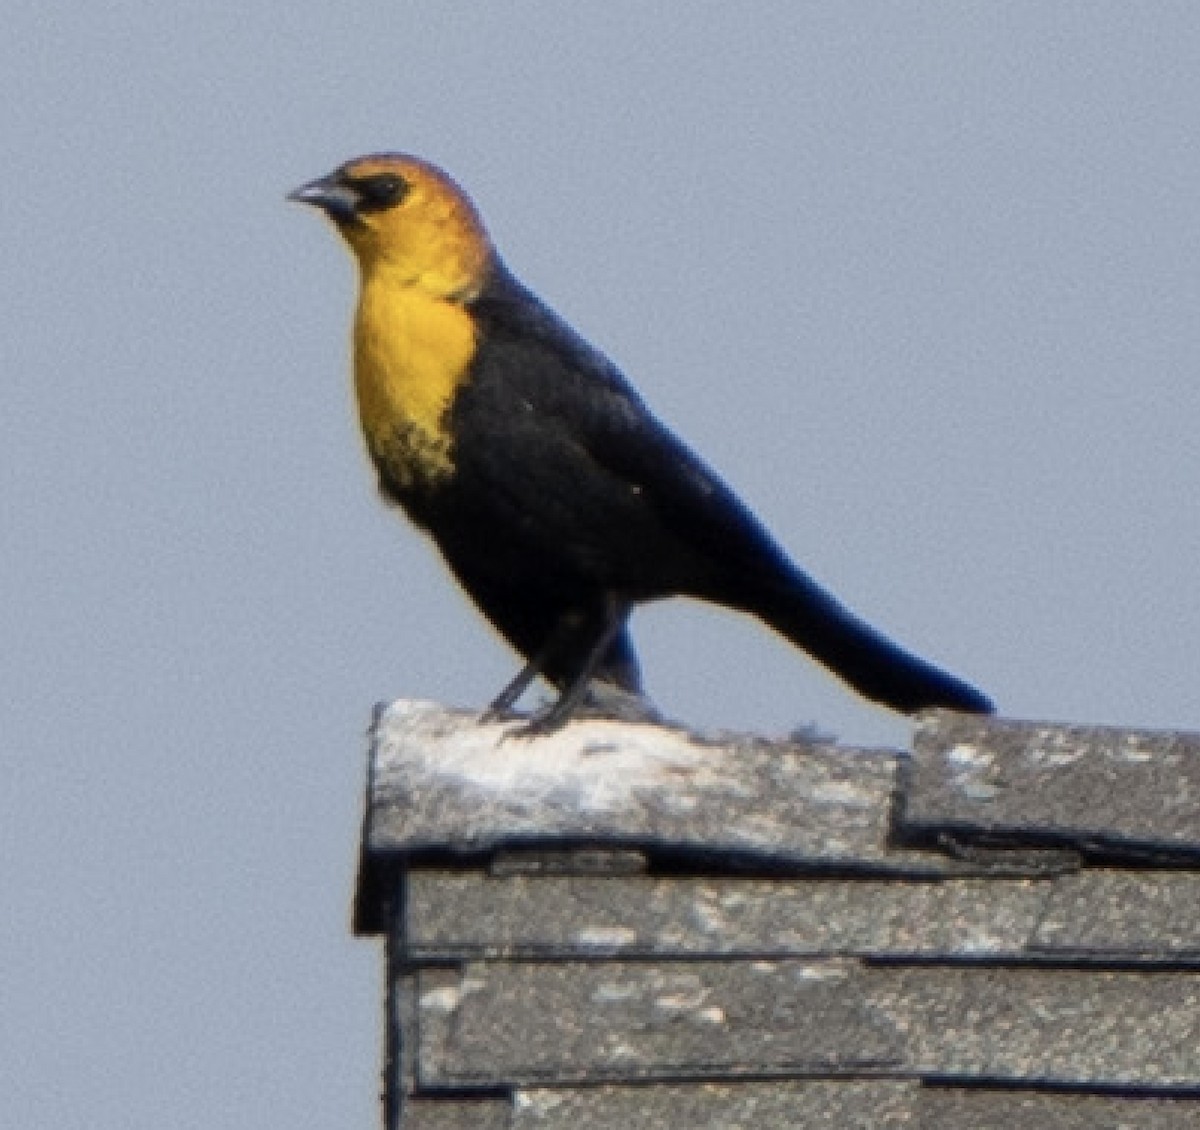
left=354, top=173, right=409, bottom=212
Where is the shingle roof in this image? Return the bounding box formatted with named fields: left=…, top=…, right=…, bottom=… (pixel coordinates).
left=354, top=700, right=1200, bottom=1128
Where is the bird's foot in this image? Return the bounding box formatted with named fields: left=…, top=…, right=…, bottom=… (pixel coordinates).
left=484, top=685, right=663, bottom=741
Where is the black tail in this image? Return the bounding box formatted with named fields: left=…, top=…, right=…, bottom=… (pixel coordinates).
left=750, top=575, right=994, bottom=715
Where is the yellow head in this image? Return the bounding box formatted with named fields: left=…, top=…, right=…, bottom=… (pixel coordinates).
left=289, top=153, right=492, bottom=302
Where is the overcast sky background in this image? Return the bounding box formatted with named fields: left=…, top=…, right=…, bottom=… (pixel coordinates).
left=5, top=3, right=1199, bottom=1127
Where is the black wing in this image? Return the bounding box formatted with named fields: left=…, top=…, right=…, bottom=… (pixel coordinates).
left=461, top=262, right=798, bottom=600
left=461, top=263, right=993, bottom=714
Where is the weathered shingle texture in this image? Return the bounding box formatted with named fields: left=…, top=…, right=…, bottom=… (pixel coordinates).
left=355, top=700, right=1200, bottom=1128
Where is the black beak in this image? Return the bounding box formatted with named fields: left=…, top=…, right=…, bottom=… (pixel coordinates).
left=287, top=173, right=361, bottom=224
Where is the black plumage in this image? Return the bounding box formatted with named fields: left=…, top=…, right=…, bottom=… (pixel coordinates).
left=395, top=261, right=993, bottom=726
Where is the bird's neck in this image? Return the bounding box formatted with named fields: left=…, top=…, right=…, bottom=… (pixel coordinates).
left=352, top=268, right=477, bottom=488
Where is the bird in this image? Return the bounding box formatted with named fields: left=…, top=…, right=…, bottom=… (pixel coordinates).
left=289, top=153, right=994, bottom=730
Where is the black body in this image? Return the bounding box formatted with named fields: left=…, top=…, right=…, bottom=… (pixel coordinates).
left=381, top=261, right=995, bottom=725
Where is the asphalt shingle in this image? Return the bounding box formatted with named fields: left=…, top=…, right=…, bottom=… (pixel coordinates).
left=416, top=959, right=901, bottom=1087
left=404, top=1086, right=1200, bottom=1129
left=405, top=872, right=1050, bottom=959
left=356, top=702, right=1200, bottom=1128
left=904, top=715, right=1200, bottom=857
left=363, top=700, right=947, bottom=874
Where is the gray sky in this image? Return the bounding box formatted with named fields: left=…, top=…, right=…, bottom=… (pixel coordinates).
left=4, top=3, right=1199, bottom=1126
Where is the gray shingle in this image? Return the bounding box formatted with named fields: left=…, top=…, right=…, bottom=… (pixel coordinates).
left=405, top=871, right=1049, bottom=959
left=354, top=703, right=1200, bottom=1127
left=403, top=1100, right=511, bottom=1129
left=414, top=960, right=1200, bottom=1089
left=913, top=1088, right=1200, bottom=1130
left=873, top=966, right=1200, bottom=1085
left=905, top=715, right=1200, bottom=855
left=408, top=868, right=1200, bottom=964
left=402, top=1086, right=1200, bottom=1129
left=415, top=959, right=902, bottom=1086
left=1034, top=871, right=1200, bottom=956
left=513, top=1081, right=917, bottom=1127
left=363, top=701, right=943, bottom=874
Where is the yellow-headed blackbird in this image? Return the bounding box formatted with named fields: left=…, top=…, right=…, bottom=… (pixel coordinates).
left=290, top=154, right=994, bottom=728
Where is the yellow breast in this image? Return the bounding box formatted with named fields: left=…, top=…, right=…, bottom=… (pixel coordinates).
left=353, top=277, right=477, bottom=488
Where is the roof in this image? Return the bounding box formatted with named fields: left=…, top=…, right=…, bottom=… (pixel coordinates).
left=354, top=699, right=1200, bottom=1128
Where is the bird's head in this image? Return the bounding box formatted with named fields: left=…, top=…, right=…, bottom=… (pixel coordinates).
left=289, top=154, right=492, bottom=301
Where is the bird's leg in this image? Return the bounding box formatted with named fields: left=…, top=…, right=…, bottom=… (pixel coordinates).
left=480, top=655, right=544, bottom=722
left=522, top=596, right=632, bottom=734
left=480, top=612, right=583, bottom=722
